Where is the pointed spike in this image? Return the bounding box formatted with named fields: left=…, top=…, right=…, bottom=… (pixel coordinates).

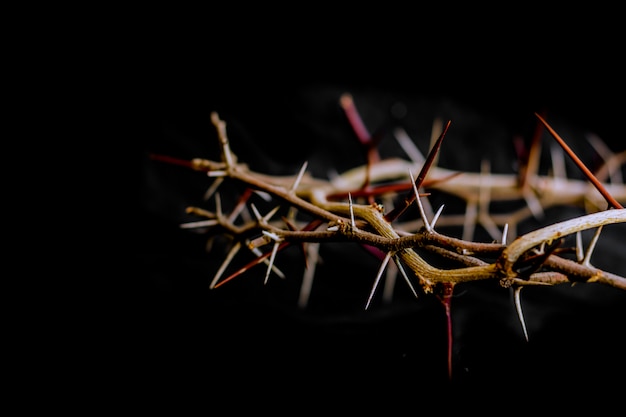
left=583, top=225, right=603, bottom=266
left=264, top=242, right=280, bottom=284
left=431, top=204, right=445, bottom=229
left=210, top=241, right=242, bottom=289
left=393, top=255, right=419, bottom=299
left=365, top=252, right=392, bottom=310
left=291, top=161, right=309, bottom=192
left=513, top=286, right=529, bottom=341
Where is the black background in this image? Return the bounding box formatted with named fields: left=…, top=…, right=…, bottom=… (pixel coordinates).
left=131, top=37, right=626, bottom=408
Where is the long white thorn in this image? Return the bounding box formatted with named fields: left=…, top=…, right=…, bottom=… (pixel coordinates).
left=180, top=219, right=219, bottom=229
left=203, top=176, right=224, bottom=201
left=298, top=242, right=320, bottom=309
left=264, top=242, right=280, bottom=285
left=582, top=225, right=603, bottom=266
left=250, top=204, right=263, bottom=221
left=514, top=286, right=529, bottom=342
left=393, top=127, right=425, bottom=164
left=576, top=231, right=584, bottom=262
left=348, top=192, right=357, bottom=229
left=249, top=245, right=285, bottom=279
left=210, top=241, right=241, bottom=289
left=291, top=161, right=309, bottom=192
left=502, top=223, right=509, bottom=245
left=431, top=205, right=445, bottom=229
left=393, top=255, right=418, bottom=299
left=365, top=252, right=392, bottom=310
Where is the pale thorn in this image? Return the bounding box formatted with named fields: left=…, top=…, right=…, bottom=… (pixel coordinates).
left=393, top=127, right=425, bottom=164
left=326, top=225, right=340, bottom=232
left=228, top=199, right=250, bottom=223
left=393, top=255, right=419, bottom=299
left=550, top=144, right=567, bottom=180
left=478, top=159, right=503, bottom=241
left=365, top=252, right=392, bottom=310
left=210, top=241, right=242, bottom=289
left=215, top=193, right=223, bottom=218
left=409, top=170, right=431, bottom=232
left=250, top=204, right=263, bottom=221
left=514, top=286, right=529, bottom=342
left=431, top=205, right=445, bottom=229
left=263, top=205, right=280, bottom=223
left=250, top=204, right=280, bottom=224
left=261, top=230, right=282, bottom=242
left=298, top=242, right=320, bottom=309
left=203, top=176, right=224, bottom=201
left=207, top=170, right=228, bottom=177
left=429, top=117, right=443, bottom=168
left=522, top=187, right=544, bottom=220
left=348, top=192, right=357, bottom=229
left=582, top=225, right=603, bottom=266
left=180, top=219, right=219, bottom=229
left=382, top=261, right=398, bottom=304
left=462, top=199, right=478, bottom=241
left=576, top=231, right=584, bottom=262
left=249, top=245, right=285, bottom=279
left=502, top=223, right=509, bottom=245
left=587, top=133, right=623, bottom=184
left=290, top=161, right=309, bottom=193
left=253, top=190, right=273, bottom=201
left=264, top=242, right=280, bottom=285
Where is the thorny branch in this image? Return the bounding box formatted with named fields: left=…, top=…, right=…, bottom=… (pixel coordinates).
left=152, top=95, right=626, bottom=376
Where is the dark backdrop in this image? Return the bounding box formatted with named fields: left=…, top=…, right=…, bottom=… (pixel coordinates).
left=133, top=48, right=626, bottom=407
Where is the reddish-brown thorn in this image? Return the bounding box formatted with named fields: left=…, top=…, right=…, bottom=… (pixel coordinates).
left=384, top=120, right=451, bottom=222
left=534, top=113, right=623, bottom=209
left=437, top=283, right=455, bottom=381
left=150, top=153, right=195, bottom=169
left=340, top=93, right=381, bottom=203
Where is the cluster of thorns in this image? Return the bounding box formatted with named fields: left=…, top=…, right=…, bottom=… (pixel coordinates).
left=153, top=94, right=625, bottom=376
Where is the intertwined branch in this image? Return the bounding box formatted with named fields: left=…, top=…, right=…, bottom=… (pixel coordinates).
left=152, top=94, right=626, bottom=377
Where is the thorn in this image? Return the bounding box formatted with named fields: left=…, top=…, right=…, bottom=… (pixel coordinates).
left=393, top=127, right=425, bottom=164
left=431, top=204, right=445, bottom=229
left=291, top=161, right=309, bottom=192
left=348, top=192, right=357, bottom=229
left=582, top=225, right=603, bottom=266
left=409, top=170, right=431, bottom=232
left=393, top=255, right=419, bottom=299
left=203, top=177, right=224, bottom=201
left=210, top=241, right=242, bottom=289
left=502, top=223, right=509, bottom=245
left=250, top=204, right=262, bottom=221
left=264, top=242, right=280, bottom=284
left=576, top=231, right=584, bottom=262
left=215, top=193, right=223, bottom=218
left=261, top=230, right=281, bottom=242
left=298, top=242, right=320, bottom=309
left=365, top=252, right=392, bottom=310
left=180, top=219, right=219, bottom=229
left=514, top=286, right=529, bottom=341
left=249, top=244, right=286, bottom=279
